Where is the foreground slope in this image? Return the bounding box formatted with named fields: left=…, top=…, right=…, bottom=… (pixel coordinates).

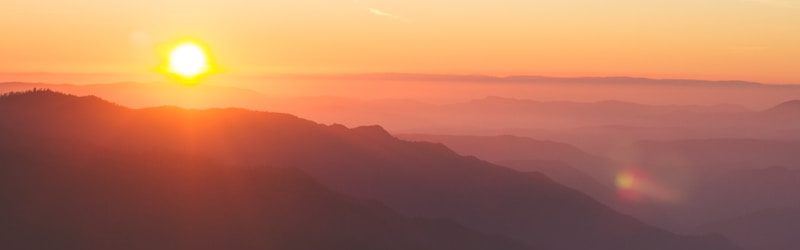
left=695, top=208, right=800, bottom=250
left=0, top=90, right=737, bottom=250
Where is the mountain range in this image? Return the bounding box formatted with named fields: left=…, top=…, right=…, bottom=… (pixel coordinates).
left=0, top=90, right=738, bottom=250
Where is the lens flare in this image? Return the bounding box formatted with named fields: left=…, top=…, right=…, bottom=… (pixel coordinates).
left=615, top=172, right=636, bottom=189
left=615, top=168, right=681, bottom=204
left=615, top=169, right=643, bottom=201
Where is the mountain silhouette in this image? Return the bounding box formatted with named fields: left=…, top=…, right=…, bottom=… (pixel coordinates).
left=0, top=90, right=739, bottom=250
left=395, top=133, right=620, bottom=205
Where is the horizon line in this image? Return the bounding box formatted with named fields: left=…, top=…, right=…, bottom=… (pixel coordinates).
left=0, top=71, right=797, bottom=86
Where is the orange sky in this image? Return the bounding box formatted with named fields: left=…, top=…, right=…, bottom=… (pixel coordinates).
left=1, top=0, right=799, bottom=83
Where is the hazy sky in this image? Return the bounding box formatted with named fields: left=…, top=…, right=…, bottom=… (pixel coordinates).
left=1, top=0, right=799, bottom=83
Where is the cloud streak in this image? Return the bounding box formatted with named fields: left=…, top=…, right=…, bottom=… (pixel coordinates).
left=367, top=7, right=411, bottom=22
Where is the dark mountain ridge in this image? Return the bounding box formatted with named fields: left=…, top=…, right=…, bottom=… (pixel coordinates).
left=0, top=138, right=529, bottom=250
left=396, top=133, right=616, bottom=180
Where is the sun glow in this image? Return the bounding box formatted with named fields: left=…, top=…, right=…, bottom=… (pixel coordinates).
left=166, top=42, right=211, bottom=83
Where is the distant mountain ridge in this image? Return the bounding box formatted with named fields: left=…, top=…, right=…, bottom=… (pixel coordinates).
left=765, top=100, right=800, bottom=113
left=266, top=73, right=776, bottom=86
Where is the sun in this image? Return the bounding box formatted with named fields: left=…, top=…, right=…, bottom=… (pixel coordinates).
left=166, top=42, right=211, bottom=82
